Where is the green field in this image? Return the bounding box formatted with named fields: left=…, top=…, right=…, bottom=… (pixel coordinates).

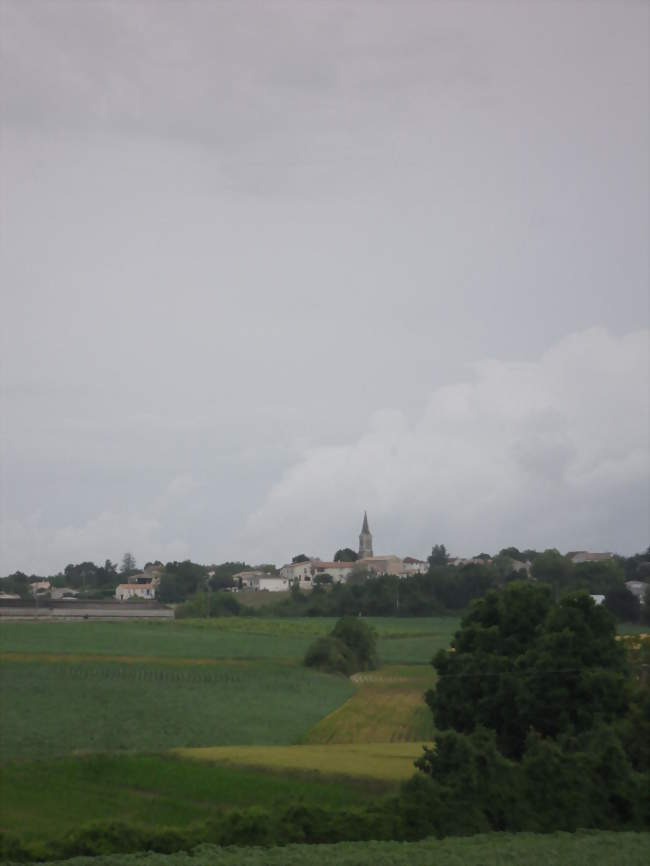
left=0, top=617, right=455, bottom=855
left=1, top=754, right=371, bottom=844
left=9, top=832, right=649, bottom=866
left=0, top=616, right=460, bottom=664
left=0, top=658, right=355, bottom=761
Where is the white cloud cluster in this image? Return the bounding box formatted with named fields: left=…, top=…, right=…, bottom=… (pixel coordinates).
left=1, top=476, right=195, bottom=574
left=241, top=328, right=649, bottom=562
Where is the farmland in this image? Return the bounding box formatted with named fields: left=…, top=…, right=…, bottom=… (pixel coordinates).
left=2, top=755, right=371, bottom=844
left=2, top=614, right=647, bottom=862
left=0, top=616, right=453, bottom=856
left=0, top=615, right=459, bottom=663
left=0, top=657, right=355, bottom=761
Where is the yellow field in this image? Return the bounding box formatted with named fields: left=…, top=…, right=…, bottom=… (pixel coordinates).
left=174, top=742, right=425, bottom=782
left=304, top=665, right=437, bottom=744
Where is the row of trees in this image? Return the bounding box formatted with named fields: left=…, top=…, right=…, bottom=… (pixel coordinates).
left=3, top=545, right=648, bottom=619
left=262, top=551, right=648, bottom=623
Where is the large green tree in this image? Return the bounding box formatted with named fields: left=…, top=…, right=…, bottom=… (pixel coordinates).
left=427, top=583, right=629, bottom=758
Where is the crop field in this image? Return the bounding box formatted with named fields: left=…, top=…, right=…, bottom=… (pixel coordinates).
left=0, top=658, right=354, bottom=761
left=2, top=754, right=371, bottom=843
left=175, top=742, right=424, bottom=782
left=13, top=832, right=650, bottom=866
left=0, top=615, right=453, bottom=857
left=6, top=615, right=640, bottom=860
left=0, top=616, right=460, bottom=664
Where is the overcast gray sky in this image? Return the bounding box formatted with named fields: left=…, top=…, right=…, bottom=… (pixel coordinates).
left=1, top=0, right=648, bottom=574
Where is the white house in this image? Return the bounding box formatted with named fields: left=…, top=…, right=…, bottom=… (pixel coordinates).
left=234, top=571, right=289, bottom=592
left=234, top=570, right=269, bottom=588
left=115, top=583, right=155, bottom=601
left=311, top=561, right=357, bottom=583
left=402, top=557, right=428, bottom=575
left=568, top=551, right=614, bottom=564
left=279, top=560, right=317, bottom=587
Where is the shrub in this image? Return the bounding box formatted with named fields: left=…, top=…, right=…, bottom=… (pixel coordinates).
left=304, top=617, right=377, bottom=675
left=304, top=636, right=356, bottom=675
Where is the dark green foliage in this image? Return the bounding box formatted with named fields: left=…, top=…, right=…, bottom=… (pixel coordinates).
left=428, top=584, right=629, bottom=758
left=304, top=617, right=377, bottom=675
left=175, top=592, right=246, bottom=618
left=156, top=560, right=208, bottom=602
left=334, top=548, right=358, bottom=562
left=428, top=544, right=449, bottom=567
left=267, top=566, right=499, bottom=618
left=624, top=546, right=650, bottom=580
left=574, top=559, right=626, bottom=595
left=499, top=547, right=527, bottom=562
left=412, top=728, right=525, bottom=833
left=0, top=570, right=31, bottom=599
left=304, top=636, right=357, bottom=675
left=330, top=617, right=378, bottom=669
left=605, top=585, right=641, bottom=622
left=62, top=561, right=118, bottom=591
left=416, top=582, right=649, bottom=835
left=292, top=554, right=310, bottom=563
left=3, top=832, right=650, bottom=866
left=405, top=725, right=648, bottom=836
left=530, top=549, right=573, bottom=599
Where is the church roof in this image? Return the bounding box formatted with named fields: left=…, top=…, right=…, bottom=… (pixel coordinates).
left=361, top=511, right=370, bottom=534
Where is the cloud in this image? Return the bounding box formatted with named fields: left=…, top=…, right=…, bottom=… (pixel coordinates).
left=240, top=328, right=649, bottom=562
left=1, top=476, right=196, bottom=574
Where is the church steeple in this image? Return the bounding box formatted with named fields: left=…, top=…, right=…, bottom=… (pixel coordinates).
left=358, top=511, right=373, bottom=559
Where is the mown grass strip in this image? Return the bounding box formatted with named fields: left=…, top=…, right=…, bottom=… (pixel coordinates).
left=304, top=665, right=436, bottom=744
left=174, top=742, right=424, bottom=782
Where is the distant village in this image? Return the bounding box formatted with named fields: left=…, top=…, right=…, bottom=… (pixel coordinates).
left=2, top=512, right=641, bottom=609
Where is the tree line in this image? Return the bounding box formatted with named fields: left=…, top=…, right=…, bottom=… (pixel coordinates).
left=2, top=545, right=648, bottom=622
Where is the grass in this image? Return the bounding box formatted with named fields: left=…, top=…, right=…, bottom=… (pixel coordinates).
left=174, top=742, right=424, bottom=783
left=0, top=659, right=354, bottom=761
left=16, top=832, right=650, bottom=865
left=1, top=754, right=371, bottom=843
left=305, top=665, right=437, bottom=744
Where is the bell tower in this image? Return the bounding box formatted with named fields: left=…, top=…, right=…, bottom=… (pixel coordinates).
left=358, top=511, right=373, bottom=559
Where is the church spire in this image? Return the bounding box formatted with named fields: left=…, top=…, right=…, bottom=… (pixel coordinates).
left=359, top=511, right=373, bottom=559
